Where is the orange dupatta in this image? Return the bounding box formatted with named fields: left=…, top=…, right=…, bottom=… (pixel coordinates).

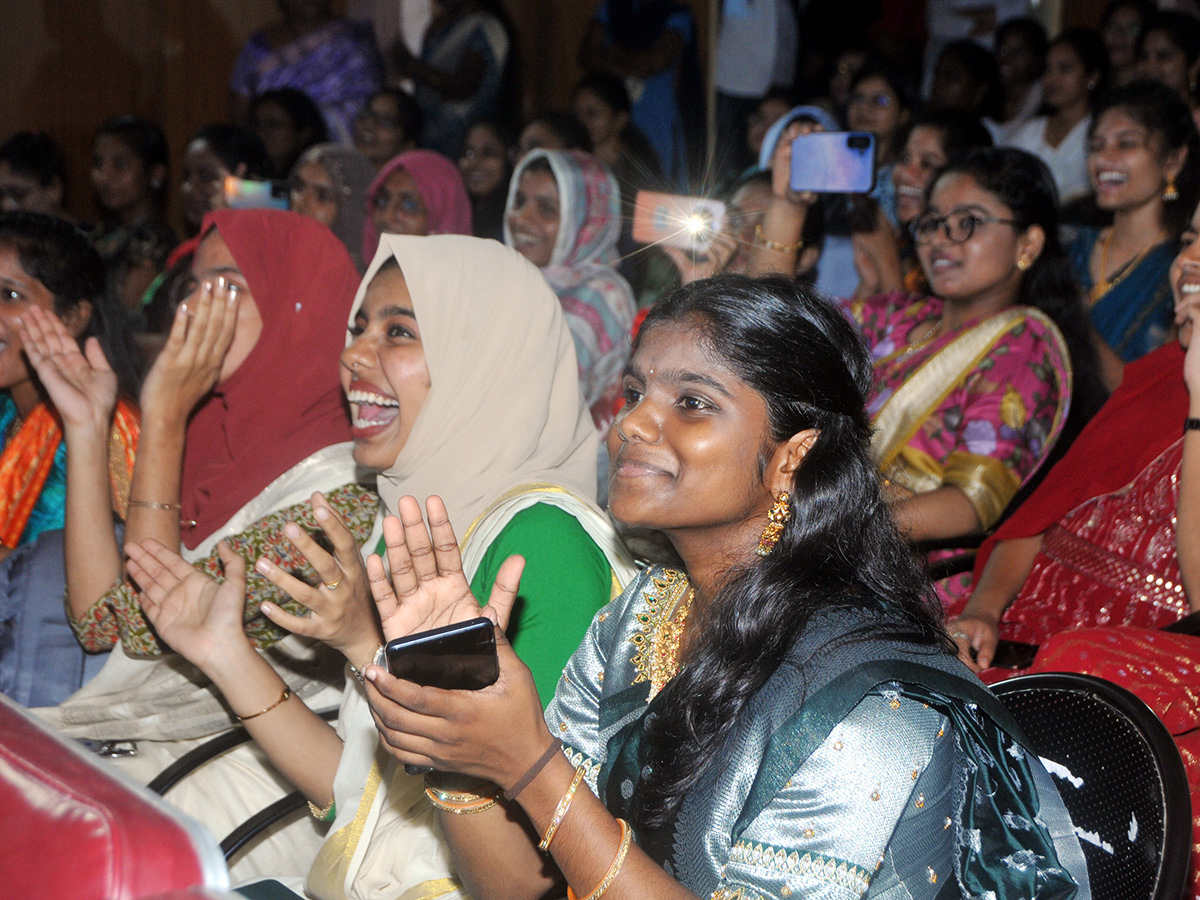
left=0, top=398, right=140, bottom=548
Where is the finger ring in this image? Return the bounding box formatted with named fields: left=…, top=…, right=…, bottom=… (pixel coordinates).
left=952, top=631, right=968, bottom=640
left=323, top=574, right=344, bottom=590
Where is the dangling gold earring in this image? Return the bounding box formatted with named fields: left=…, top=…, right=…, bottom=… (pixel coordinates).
left=756, top=491, right=791, bottom=557
left=1165, top=173, right=1179, bottom=202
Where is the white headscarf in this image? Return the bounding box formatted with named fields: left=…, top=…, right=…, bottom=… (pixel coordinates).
left=352, top=234, right=599, bottom=532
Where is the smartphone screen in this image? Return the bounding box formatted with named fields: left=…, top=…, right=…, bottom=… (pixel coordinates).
left=789, top=132, right=875, bottom=193
left=632, top=191, right=727, bottom=249
left=385, top=617, right=499, bottom=691
left=223, top=176, right=289, bottom=211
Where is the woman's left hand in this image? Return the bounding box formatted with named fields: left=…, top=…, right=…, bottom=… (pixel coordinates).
left=17, top=305, right=118, bottom=435
left=368, top=494, right=525, bottom=642
left=364, top=632, right=553, bottom=790
left=255, top=491, right=382, bottom=667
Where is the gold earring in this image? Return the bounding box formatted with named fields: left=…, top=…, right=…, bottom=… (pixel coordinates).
left=1016, top=257, right=1029, bottom=271
left=1165, top=173, right=1179, bottom=202
left=756, top=491, right=791, bottom=557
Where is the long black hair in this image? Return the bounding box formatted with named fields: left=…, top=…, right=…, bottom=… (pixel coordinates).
left=932, top=148, right=1107, bottom=431
left=0, top=212, right=143, bottom=399
left=630, top=275, right=948, bottom=830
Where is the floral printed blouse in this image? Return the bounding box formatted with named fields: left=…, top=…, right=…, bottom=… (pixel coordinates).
left=70, top=482, right=379, bottom=658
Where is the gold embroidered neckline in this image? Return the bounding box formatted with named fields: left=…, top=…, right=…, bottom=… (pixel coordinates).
left=630, top=569, right=694, bottom=698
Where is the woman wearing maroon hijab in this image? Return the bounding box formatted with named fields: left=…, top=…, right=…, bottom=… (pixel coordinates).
left=27, top=208, right=379, bottom=877
left=33, top=208, right=377, bottom=732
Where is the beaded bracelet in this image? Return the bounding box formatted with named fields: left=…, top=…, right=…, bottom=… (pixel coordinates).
left=348, top=644, right=384, bottom=684
left=566, top=818, right=632, bottom=900
left=754, top=224, right=803, bottom=254
left=539, top=764, right=586, bottom=851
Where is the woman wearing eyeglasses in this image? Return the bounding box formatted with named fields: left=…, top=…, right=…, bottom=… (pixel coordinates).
left=362, top=149, right=473, bottom=259
left=754, top=144, right=1104, bottom=612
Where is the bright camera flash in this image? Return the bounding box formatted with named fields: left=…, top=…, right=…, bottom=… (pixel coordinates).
left=683, top=214, right=709, bottom=235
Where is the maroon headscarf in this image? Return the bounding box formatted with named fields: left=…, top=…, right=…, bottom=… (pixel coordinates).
left=179, top=209, right=357, bottom=548
left=361, top=149, right=472, bottom=258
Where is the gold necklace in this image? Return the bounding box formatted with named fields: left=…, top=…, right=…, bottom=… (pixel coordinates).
left=1090, top=228, right=1165, bottom=307
left=650, top=587, right=695, bottom=696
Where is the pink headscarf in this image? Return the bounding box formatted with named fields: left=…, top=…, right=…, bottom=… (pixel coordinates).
left=362, top=149, right=472, bottom=256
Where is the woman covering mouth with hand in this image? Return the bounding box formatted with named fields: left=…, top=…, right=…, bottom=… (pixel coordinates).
left=121, top=234, right=635, bottom=896
left=28, top=208, right=377, bottom=879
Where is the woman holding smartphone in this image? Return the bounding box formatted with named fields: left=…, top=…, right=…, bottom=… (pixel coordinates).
left=753, top=141, right=1103, bottom=611
left=122, top=234, right=636, bottom=890
left=230, top=274, right=1087, bottom=900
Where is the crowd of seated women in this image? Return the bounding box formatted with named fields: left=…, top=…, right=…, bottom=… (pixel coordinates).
left=1, top=1, right=1200, bottom=896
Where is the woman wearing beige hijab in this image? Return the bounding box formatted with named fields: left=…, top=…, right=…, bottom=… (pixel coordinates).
left=126, top=234, right=636, bottom=892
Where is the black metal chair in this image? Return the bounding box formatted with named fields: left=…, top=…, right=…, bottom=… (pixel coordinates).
left=147, top=707, right=339, bottom=864
left=992, top=672, right=1192, bottom=900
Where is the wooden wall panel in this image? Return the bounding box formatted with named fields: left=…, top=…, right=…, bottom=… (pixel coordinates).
left=1, top=0, right=711, bottom=226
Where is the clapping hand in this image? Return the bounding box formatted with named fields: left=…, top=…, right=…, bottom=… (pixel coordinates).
left=128, top=539, right=250, bottom=672
left=366, top=495, right=524, bottom=643
left=256, top=491, right=383, bottom=667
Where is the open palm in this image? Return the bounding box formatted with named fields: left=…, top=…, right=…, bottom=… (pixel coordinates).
left=127, top=540, right=249, bottom=670
left=18, top=305, right=117, bottom=432
left=367, top=495, right=524, bottom=644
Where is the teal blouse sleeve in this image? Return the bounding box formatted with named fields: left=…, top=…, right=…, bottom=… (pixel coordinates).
left=469, top=503, right=613, bottom=709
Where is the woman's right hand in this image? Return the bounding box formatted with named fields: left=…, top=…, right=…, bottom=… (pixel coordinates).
left=768, top=120, right=820, bottom=206
left=948, top=610, right=1000, bottom=672
left=17, top=305, right=117, bottom=436
left=662, top=235, right=737, bottom=286
left=127, top=539, right=252, bottom=673
left=1176, top=293, right=1200, bottom=400
left=140, top=277, right=240, bottom=420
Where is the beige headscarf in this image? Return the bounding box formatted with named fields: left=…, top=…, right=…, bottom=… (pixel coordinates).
left=353, top=234, right=599, bottom=532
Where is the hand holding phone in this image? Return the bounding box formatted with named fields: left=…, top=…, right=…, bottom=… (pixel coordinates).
left=789, top=132, right=875, bottom=193
left=223, top=176, right=289, bottom=211
left=385, top=616, right=499, bottom=690
left=632, top=191, right=727, bottom=250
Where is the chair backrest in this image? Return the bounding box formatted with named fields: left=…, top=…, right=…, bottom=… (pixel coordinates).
left=0, top=692, right=229, bottom=900
left=992, top=672, right=1192, bottom=900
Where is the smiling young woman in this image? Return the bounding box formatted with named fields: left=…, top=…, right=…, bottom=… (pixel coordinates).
left=340, top=274, right=1088, bottom=900
left=1068, top=79, right=1200, bottom=388
left=755, top=144, right=1104, bottom=611
left=117, top=234, right=637, bottom=894
left=504, top=149, right=636, bottom=431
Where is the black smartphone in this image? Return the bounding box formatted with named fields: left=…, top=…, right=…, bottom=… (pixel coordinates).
left=385, top=616, right=499, bottom=690
left=990, top=639, right=1039, bottom=670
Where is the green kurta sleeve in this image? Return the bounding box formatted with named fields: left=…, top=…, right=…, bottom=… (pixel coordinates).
left=469, top=503, right=612, bottom=708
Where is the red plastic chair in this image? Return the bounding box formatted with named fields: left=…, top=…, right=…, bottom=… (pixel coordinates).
left=0, top=692, right=230, bottom=899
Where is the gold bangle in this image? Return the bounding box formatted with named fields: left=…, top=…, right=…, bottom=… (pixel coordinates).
left=539, top=764, right=586, bottom=852
left=424, top=785, right=499, bottom=814
left=236, top=686, right=291, bottom=721
left=307, top=797, right=335, bottom=821
left=128, top=499, right=181, bottom=510
left=755, top=224, right=803, bottom=254
left=566, top=818, right=631, bottom=900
